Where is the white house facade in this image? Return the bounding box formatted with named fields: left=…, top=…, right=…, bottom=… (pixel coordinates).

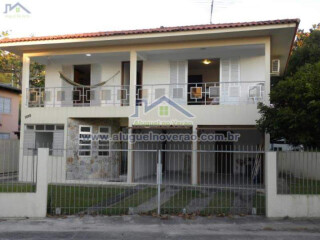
left=0, top=19, right=299, bottom=185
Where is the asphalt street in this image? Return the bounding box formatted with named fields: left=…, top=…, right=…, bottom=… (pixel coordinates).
left=0, top=215, right=320, bottom=239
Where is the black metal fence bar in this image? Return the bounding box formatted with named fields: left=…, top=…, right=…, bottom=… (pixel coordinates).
left=45, top=145, right=265, bottom=216
left=0, top=140, right=37, bottom=193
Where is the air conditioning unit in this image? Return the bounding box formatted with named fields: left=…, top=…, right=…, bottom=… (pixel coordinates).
left=271, top=59, right=280, bottom=75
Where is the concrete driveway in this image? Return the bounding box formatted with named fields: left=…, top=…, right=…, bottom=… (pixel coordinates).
left=0, top=215, right=320, bottom=239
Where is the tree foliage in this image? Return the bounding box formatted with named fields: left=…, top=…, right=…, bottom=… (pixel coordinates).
left=0, top=31, right=45, bottom=87
left=286, top=24, right=320, bottom=76
left=257, top=25, right=320, bottom=147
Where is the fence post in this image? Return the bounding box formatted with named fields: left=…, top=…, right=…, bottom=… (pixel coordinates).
left=36, top=148, right=49, bottom=217
left=191, top=127, right=198, bottom=185
left=157, top=150, right=162, bottom=215
left=127, top=129, right=133, bottom=184
left=265, top=151, right=277, bottom=218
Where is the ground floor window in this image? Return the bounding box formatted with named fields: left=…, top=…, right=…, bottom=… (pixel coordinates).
left=0, top=133, right=10, bottom=139
left=98, top=126, right=110, bottom=156
left=23, top=124, right=64, bottom=156
left=77, top=125, right=111, bottom=157
left=79, top=125, right=92, bottom=156
left=35, top=132, right=53, bottom=149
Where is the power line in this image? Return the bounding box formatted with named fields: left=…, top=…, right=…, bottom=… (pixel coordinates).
left=210, top=0, right=214, bottom=24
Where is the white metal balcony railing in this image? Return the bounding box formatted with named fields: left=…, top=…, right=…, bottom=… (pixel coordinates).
left=26, top=81, right=265, bottom=107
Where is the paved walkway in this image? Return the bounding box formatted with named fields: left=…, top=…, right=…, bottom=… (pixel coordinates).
left=0, top=215, right=320, bottom=239
left=132, top=186, right=180, bottom=213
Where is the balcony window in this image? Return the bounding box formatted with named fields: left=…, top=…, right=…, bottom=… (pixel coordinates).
left=188, top=59, right=220, bottom=105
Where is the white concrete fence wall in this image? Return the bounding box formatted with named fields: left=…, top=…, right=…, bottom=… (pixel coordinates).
left=266, top=152, right=320, bottom=218
left=0, top=148, right=48, bottom=218
left=2, top=149, right=320, bottom=218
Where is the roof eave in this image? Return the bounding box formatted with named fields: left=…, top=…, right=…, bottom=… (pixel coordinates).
left=0, top=22, right=298, bottom=54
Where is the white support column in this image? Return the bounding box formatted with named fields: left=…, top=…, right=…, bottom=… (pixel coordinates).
left=264, top=38, right=271, bottom=150
left=19, top=55, right=30, bottom=153
left=129, top=50, right=137, bottom=107
left=36, top=148, right=49, bottom=217
left=21, top=54, right=30, bottom=107
left=264, top=37, right=271, bottom=105
left=191, top=127, right=198, bottom=185
left=127, top=128, right=133, bottom=183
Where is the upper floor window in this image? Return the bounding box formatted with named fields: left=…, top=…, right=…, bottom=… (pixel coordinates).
left=0, top=97, right=11, bottom=114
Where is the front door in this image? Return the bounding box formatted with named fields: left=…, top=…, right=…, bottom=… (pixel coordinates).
left=121, top=61, right=143, bottom=105
left=188, top=75, right=203, bottom=105
left=73, top=65, right=91, bottom=106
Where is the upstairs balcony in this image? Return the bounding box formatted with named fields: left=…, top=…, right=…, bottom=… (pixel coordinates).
left=25, top=43, right=268, bottom=109
left=26, top=81, right=265, bottom=107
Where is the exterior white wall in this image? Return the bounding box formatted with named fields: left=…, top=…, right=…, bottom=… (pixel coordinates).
left=143, top=60, right=170, bottom=85
left=21, top=39, right=271, bottom=181
left=0, top=148, right=48, bottom=218
left=266, top=152, right=320, bottom=218
left=41, top=55, right=265, bottom=106
left=240, top=55, right=265, bottom=82
left=45, top=63, right=63, bottom=88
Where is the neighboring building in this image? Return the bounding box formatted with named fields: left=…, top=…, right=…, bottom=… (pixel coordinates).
left=0, top=19, right=299, bottom=184
left=270, top=139, right=304, bottom=151
left=0, top=83, right=21, bottom=139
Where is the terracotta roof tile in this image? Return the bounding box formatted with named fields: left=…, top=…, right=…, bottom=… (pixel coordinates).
left=0, top=18, right=300, bottom=44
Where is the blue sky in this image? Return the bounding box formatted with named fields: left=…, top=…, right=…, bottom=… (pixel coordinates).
left=1, top=0, right=319, bottom=38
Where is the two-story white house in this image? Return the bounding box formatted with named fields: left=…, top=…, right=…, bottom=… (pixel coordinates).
left=0, top=19, right=299, bottom=185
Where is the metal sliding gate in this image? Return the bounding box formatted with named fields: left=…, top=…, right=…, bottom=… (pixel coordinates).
left=155, top=148, right=265, bottom=215
left=46, top=147, right=265, bottom=216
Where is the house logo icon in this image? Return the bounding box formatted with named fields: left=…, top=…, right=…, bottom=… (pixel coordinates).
left=131, top=96, right=194, bottom=118
left=4, top=2, right=31, bottom=14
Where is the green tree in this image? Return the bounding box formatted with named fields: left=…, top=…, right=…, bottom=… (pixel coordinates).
left=257, top=26, right=320, bottom=147
left=0, top=31, right=45, bottom=88
left=286, top=24, right=320, bottom=76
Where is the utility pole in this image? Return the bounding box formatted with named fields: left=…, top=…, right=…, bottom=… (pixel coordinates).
left=210, top=0, right=214, bottom=24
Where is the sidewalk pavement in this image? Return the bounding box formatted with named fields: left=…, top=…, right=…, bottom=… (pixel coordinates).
left=0, top=215, right=320, bottom=239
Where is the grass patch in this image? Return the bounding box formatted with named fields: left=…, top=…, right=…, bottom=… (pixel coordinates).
left=161, top=188, right=208, bottom=214
left=0, top=183, right=36, bottom=192
left=253, top=193, right=265, bottom=215
left=200, top=190, right=234, bottom=215
left=0, top=183, right=159, bottom=215
left=104, top=187, right=158, bottom=215
left=47, top=184, right=125, bottom=215
left=287, top=178, right=320, bottom=194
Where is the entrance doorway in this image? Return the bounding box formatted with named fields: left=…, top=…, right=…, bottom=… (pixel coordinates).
left=73, top=65, right=91, bottom=106
left=188, top=75, right=203, bottom=104
left=121, top=61, right=143, bottom=106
